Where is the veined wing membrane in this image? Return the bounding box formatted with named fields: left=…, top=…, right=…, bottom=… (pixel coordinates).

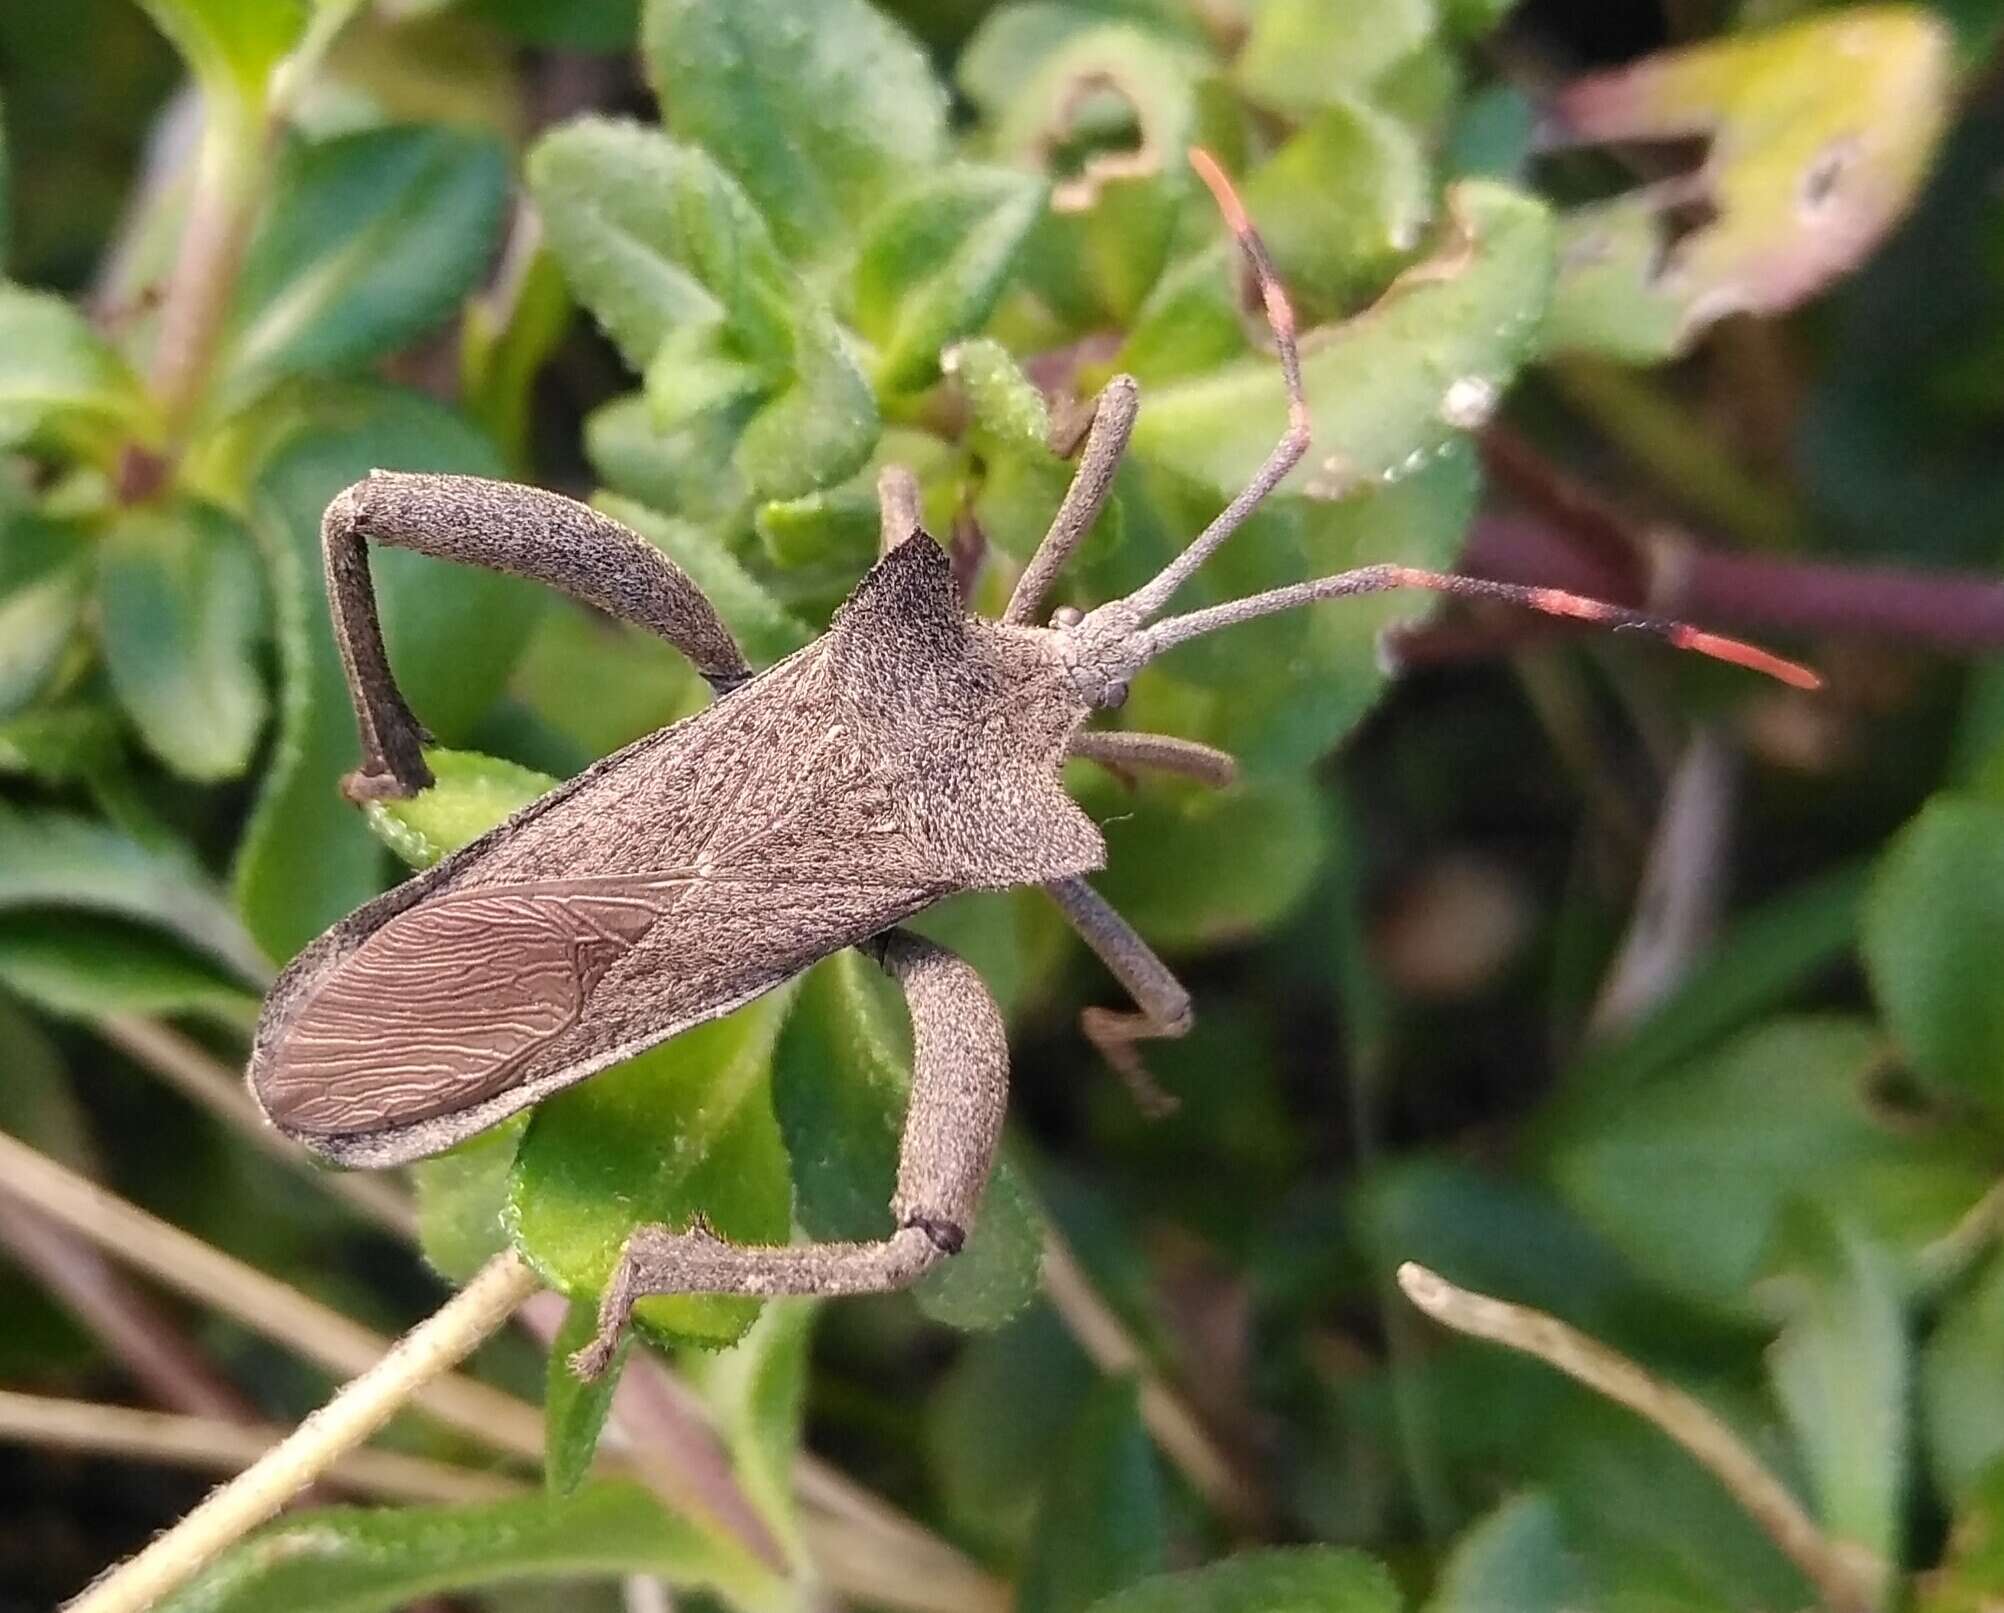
left=258, top=877, right=689, bottom=1136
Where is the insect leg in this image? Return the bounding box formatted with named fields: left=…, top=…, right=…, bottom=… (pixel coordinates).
left=323, top=472, right=752, bottom=799
left=569, top=929, right=1006, bottom=1379
left=1002, top=375, right=1140, bottom=625
left=1068, top=730, right=1237, bottom=790
left=1044, top=876, right=1191, bottom=1117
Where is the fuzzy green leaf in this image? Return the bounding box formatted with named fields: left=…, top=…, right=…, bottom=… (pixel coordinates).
left=153, top=1481, right=777, bottom=1613
left=586, top=392, right=753, bottom=526
left=771, top=950, right=1044, bottom=1331
left=545, top=1296, right=631, bottom=1496
left=532, top=120, right=878, bottom=499
left=1863, top=796, right=2004, bottom=1112
left=854, top=164, right=1047, bottom=391
left=529, top=118, right=796, bottom=375
left=97, top=499, right=268, bottom=783
left=412, top=1118, right=529, bottom=1283
left=1128, top=182, right=1550, bottom=502
left=364, top=747, right=555, bottom=872
left=1241, top=97, right=1432, bottom=311
left=218, top=126, right=508, bottom=414
left=509, top=992, right=797, bottom=1349
left=642, top=0, right=948, bottom=263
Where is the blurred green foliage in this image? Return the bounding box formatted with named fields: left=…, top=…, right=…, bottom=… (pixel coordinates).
left=4, top=0, right=2004, bottom=1609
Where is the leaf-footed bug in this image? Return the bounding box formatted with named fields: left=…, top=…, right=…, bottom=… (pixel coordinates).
left=247, top=150, right=1818, bottom=1379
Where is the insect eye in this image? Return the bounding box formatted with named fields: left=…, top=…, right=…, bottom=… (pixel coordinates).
left=1052, top=606, right=1084, bottom=628
left=1103, top=679, right=1129, bottom=709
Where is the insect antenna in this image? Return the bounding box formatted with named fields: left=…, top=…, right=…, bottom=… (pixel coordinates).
left=1136, top=564, right=1822, bottom=688
left=1096, top=151, right=1819, bottom=693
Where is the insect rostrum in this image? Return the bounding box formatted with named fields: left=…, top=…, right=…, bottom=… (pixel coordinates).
left=247, top=153, right=1812, bottom=1379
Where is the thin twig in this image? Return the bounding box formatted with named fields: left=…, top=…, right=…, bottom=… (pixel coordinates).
left=97, top=1015, right=417, bottom=1240
left=1041, top=1228, right=1270, bottom=1531
left=1397, top=1262, right=1886, bottom=1613
left=0, top=1130, right=1005, bottom=1613
left=0, top=1389, right=526, bottom=1506
left=0, top=1128, right=547, bottom=1456
left=66, top=1252, right=541, bottom=1613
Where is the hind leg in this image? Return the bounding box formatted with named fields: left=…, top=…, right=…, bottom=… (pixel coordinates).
left=572, top=929, right=1008, bottom=1377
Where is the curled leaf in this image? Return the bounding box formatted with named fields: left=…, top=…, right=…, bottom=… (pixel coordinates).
left=1546, top=6, right=1952, bottom=357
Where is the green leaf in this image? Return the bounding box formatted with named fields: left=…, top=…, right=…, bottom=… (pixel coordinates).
left=546, top=1296, right=630, bottom=1496
left=586, top=391, right=753, bottom=526
left=154, top=1481, right=776, bottom=1613
left=1129, top=181, right=1552, bottom=502
left=1426, top=1494, right=1587, bottom=1613
left=1545, top=8, right=1952, bottom=359
left=468, top=0, right=639, bottom=49
left=217, top=126, right=508, bottom=414
left=596, top=494, right=813, bottom=665
left=1087, top=772, right=1331, bottom=950
left=0, top=285, right=152, bottom=451
left=0, top=703, right=123, bottom=787
left=133, top=0, right=308, bottom=105
left=853, top=164, right=1048, bottom=392
left=1235, top=0, right=1435, bottom=117
left=1928, top=1253, right=2004, bottom=1506
left=508, top=992, right=796, bottom=1348
left=96, top=499, right=268, bottom=783
left=1549, top=1015, right=1983, bottom=1309
left=0, top=913, right=258, bottom=1029
left=412, top=1118, right=529, bottom=1282
left=1019, top=1377, right=1164, bottom=1613
left=730, top=306, right=880, bottom=501
left=1085, top=1548, right=1400, bottom=1613
left=1762, top=1210, right=1907, bottom=1574
left=528, top=118, right=794, bottom=376
left=642, top=0, right=948, bottom=263
left=1241, top=97, right=1431, bottom=311
left=531, top=120, right=879, bottom=498
left=234, top=383, right=538, bottom=962
left=770, top=951, right=1044, bottom=1332
left=0, top=556, right=84, bottom=718
left=1864, top=796, right=2004, bottom=1112
left=0, top=804, right=267, bottom=984
left=364, top=747, right=555, bottom=871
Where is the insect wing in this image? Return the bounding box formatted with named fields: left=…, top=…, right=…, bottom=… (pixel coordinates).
left=256, top=881, right=671, bottom=1137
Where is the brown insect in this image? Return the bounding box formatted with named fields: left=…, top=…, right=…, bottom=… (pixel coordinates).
left=248, top=151, right=1816, bottom=1378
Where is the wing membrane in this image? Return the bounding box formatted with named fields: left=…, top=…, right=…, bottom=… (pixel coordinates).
left=257, top=879, right=679, bottom=1136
